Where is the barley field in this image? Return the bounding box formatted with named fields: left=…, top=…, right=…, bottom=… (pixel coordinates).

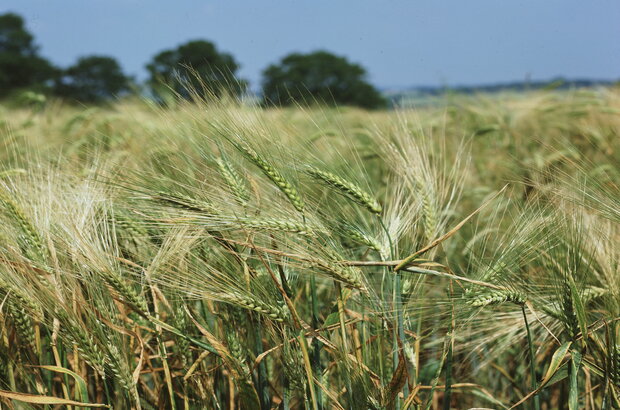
left=0, top=88, right=619, bottom=409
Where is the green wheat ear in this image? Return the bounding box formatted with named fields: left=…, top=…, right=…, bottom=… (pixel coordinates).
left=227, top=293, right=290, bottom=323
left=341, top=224, right=383, bottom=253
left=216, top=157, right=250, bottom=205
left=306, top=166, right=382, bottom=214
left=0, top=189, right=46, bottom=260
left=236, top=217, right=318, bottom=237
left=231, top=142, right=305, bottom=213
left=468, top=290, right=526, bottom=307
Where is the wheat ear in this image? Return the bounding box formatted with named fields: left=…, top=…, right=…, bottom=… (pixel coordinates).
left=306, top=167, right=382, bottom=214
left=232, top=142, right=305, bottom=213
left=216, top=157, right=250, bottom=205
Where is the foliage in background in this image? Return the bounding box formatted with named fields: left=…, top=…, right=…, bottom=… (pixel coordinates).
left=0, top=13, right=57, bottom=96
left=146, top=40, right=247, bottom=101
left=262, top=50, right=386, bottom=109
left=54, top=55, right=133, bottom=103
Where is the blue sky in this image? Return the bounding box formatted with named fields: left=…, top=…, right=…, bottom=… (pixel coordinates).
left=2, top=1, right=619, bottom=90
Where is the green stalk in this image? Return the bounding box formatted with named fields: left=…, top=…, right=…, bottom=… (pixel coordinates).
left=61, top=345, right=73, bottom=409
left=379, top=216, right=408, bottom=401
left=413, top=313, right=423, bottom=410
left=310, top=274, right=323, bottom=410
left=360, top=302, right=368, bottom=365
left=282, top=382, right=290, bottom=410
left=254, top=319, right=271, bottom=409
left=298, top=330, right=319, bottom=410
left=148, top=315, right=218, bottom=355
left=302, top=214, right=323, bottom=409
left=443, top=341, right=453, bottom=410
left=159, top=337, right=176, bottom=410
left=335, top=282, right=353, bottom=407
left=394, top=272, right=407, bottom=396
left=282, top=348, right=290, bottom=410
left=41, top=336, right=54, bottom=395
left=103, top=377, right=112, bottom=407
left=378, top=326, right=385, bottom=384
left=522, top=305, right=540, bottom=410
left=443, top=283, right=455, bottom=410
left=424, top=333, right=450, bottom=410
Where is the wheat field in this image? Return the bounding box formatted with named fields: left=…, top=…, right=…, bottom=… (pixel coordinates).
left=0, top=88, right=619, bottom=409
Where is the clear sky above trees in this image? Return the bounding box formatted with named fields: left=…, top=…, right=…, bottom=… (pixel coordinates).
left=1, top=1, right=618, bottom=91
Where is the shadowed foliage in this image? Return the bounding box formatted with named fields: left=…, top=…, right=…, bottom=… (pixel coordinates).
left=262, top=50, right=386, bottom=109
left=146, top=39, right=247, bottom=100
left=54, top=55, right=132, bottom=103
left=0, top=12, right=56, bottom=96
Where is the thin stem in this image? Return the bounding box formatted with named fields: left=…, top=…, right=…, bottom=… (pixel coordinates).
left=298, top=330, right=319, bottom=410
left=335, top=282, right=353, bottom=408
left=379, top=217, right=409, bottom=401
left=254, top=319, right=271, bottom=409
left=310, top=275, right=323, bottom=410
left=282, top=328, right=291, bottom=410
left=443, top=281, right=455, bottom=410
left=522, top=305, right=540, bottom=410
left=150, top=287, right=176, bottom=410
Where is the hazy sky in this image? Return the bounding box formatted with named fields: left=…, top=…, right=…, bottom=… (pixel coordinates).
left=2, top=1, right=619, bottom=90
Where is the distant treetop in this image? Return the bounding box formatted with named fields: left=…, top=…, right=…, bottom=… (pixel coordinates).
left=146, top=40, right=247, bottom=100
left=54, top=55, right=132, bottom=103
left=0, top=12, right=56, bottom=96
left=261, top=50, right=386, bottom=109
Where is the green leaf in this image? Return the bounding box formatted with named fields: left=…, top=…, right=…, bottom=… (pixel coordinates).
left=545, top=362, right=568, bottom=386
left=542, top=342, right=572, bottom=385
left=323, top=312, right=340, bottom=328
left=511, top=342, right=572, bottom=409
left=470, top=388, right=509, bottom=409
left=473, top=125, right=499, bottom=136
left=568, top=350, right=583, bottom=410
left=34, top=365, right=89, bottom=403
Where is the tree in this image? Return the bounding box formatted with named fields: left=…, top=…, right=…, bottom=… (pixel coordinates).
left=0, top=13, right=56, bottom=96
left=261, top=51, right=385, bottom=109
left=54, top=56, right=131, bottom=103
left=146, top=40, right=246, bottom=99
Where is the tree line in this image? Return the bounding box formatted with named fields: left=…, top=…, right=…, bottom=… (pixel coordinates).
left=0, top=13, right=385, bottom=108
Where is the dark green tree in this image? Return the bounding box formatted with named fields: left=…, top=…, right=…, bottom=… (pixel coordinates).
left=54, top=56, right=131, bottom=103
left=146, top=40, right=246, bottom=99
left=261, top=51, right=385, bottom=109
left=0, top=12, right=56, bottom=96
